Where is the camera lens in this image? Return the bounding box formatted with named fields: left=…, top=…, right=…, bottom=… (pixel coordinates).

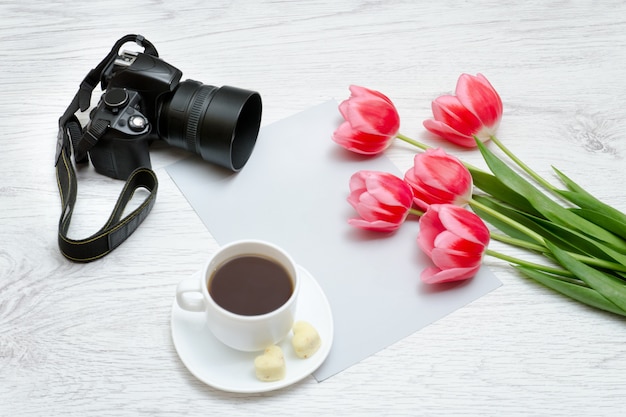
left=159, top=80, right=262, bottom=171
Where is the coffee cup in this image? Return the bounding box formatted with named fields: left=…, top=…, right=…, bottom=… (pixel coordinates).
left=176, top=240, right=300, bottom=352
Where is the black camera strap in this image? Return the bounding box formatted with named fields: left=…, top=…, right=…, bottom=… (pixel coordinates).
left=55, top=34, right=159, bottom=262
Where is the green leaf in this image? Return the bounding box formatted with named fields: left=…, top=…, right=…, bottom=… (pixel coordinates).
left=515, top=265, right=626, bottom=317
left=569, top=207, right=626, bottom=241
left=471, top=195, right=539, bottom=244
left=547, top=241, right=626, bottom=311
left=529, top=213, right=626, bottom=265
left=473, top=195, right=619, bottom=262
left=554, top=167, right=626, bottom=219
left=475, top=140, right=626, bottom=253
left=469, top=167, right=541, bottom=217
left=553, top=168, right=626, bottom=240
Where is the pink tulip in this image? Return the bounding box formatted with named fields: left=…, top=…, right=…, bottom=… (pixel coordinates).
left=333, top=85, right=401, bottom=155
left=404, top=148, right=473, bottom=211
left=418, top=204, right=490, bottom=284
left=347, top=170, right=414, bottom=232
left=423, top=73, right=503, bottom=148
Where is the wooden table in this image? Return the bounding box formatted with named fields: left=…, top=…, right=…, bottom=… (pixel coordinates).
left=2, top=1, right=626, bottom=415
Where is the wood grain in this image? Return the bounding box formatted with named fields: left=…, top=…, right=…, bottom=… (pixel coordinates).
left=2, top=1, right=626, bottom=416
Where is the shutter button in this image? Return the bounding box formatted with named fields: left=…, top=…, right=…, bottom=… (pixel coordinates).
left=129, top=115, right=148, bottom=132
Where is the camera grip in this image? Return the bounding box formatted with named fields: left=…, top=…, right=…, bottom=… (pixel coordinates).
left=176, top=271, right=207, bottom=313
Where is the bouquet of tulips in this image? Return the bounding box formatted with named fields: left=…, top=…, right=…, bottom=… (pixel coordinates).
left=333, top=75, right=626, bottom=317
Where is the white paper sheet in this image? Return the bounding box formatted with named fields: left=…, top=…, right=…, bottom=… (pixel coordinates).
left=166, top=101, right=502, bottom=381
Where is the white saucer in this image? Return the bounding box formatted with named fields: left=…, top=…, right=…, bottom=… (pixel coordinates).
left=171, top=265, right=334, bottom=393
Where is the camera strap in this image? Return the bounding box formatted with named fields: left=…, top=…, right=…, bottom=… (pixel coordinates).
left=55, top=34, right=159, bottom=262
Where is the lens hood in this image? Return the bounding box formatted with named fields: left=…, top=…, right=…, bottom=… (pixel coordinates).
left=161, top=81, right=262, bottom=171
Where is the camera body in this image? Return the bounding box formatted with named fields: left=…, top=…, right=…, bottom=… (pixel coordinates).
left=86, top=50, right=262, bottom=180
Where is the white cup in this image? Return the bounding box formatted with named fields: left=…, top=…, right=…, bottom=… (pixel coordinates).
left=176, top=240, right=300, bottom=352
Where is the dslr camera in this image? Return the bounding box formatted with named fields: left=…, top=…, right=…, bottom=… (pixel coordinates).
left=55, top=35, right=262, bottom=262
left=83, top=48, right=262, bottom=180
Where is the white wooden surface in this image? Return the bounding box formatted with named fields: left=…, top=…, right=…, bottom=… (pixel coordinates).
left=2, top=1, right=626, bottom=416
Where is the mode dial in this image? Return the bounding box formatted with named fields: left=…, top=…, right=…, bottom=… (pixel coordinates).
left=103, top=88, right=129, bottom=112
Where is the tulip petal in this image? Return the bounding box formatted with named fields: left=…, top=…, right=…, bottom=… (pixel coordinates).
left=437, top=205, right=490, bottom=246
left=333, top=122, right=392, bottom=155
left=420, top=265, right=481, bottom=284
left=418, top=149, right=471, bottom=189
left=345, top=101, right=400, bottom=136
left=348, top=218, right=402, bottom=232
left=364, top=175, right=412, bottom=207
left=423, top=119, right=478, bottom=148
left=404, top=149, right=473, bottom=207
left=407, top=181, right=457, bottom=207
left=349, top=85, right=394, bottom=104
left=412, top=196, right=431, bottom=212
left=423, top=74, right=502, bottom=146
left=353, top=194, right=406, bottom=221
left=431, top=95, right=483, bottom=136
left=417, top=204, right=489, bottom=284
left=431, top=245, right=484, bottom=270
left=417, top=208, right=445, bottom=255
left=455, top=73, right=503, bottom=128
left=433, top=231, right=487, bottom=262
left=348, top=170, right=367, bottom=190
left=341, top=85, right=400, bottom=136
left=347, top=171, right=412, bottom=232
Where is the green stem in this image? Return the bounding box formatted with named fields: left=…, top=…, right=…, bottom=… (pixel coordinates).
left=396, top=132, right=487, bottom=174
left=490, top=232, right=626, bottom=273
left=485, top=248, right=578, bottom=279
left=489, top=135, right=557, bottom=192
left=469, top=198, right=547, bottom=246
left=396, top=133, right=431, bottom=151
left=409, top=208, right=424, bottom=217
left=490, top=232, right=545, bottom=251
left=571, top=254, right=626, bottom=273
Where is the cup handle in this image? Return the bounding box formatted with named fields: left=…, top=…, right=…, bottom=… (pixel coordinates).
left=176, top=271, right=206, bottom=312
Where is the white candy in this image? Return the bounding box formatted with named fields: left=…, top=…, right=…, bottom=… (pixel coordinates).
left=291, top=321, right=321, bottom=359
left=254, top=345, right=286, bottom=382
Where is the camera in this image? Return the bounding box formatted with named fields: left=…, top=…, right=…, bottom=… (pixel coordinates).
left=84, top=49, right=262, bottom=180
left=55, top=35, right=262, bottom=262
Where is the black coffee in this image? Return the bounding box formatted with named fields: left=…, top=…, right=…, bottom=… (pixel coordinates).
left=209, top=255, right=294, bottom=316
